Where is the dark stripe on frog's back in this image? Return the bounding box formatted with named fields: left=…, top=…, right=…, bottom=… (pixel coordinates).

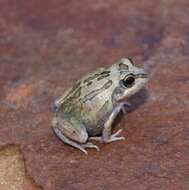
left=61, top=68, right=111, bottom=100
left=83, top=68, right=105, bottom=83
left=82, top=80, right=113, bottom=103
left=84, top=70, right=111, bottom=86
left=97, top=73, right=110, bottom=81
left=103, top=80, right=113, bottom=89
left=60, top=85, right=82, bottom=113
left=86, top=81, right=93, bottom=86
left=99, top=70, right=111, bottom=75
left=61, top=68, right=105, bottom=100
left=60, top=81, right=82, bottom=102
left=83, top=73, right=101, bottom=83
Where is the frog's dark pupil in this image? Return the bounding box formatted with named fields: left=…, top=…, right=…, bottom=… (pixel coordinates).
left=123, top=76, right=135, bottom=88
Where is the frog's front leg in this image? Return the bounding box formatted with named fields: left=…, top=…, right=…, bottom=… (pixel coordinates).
left=52, top=117, right=99, bottom=154
left=90, top=103, right=127, bottom=143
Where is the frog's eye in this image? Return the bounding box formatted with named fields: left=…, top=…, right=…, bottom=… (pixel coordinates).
left=121, top=75, right=135, bottom=88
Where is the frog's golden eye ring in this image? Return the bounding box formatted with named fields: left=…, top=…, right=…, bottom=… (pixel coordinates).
left=121, top=75, right=135, bottom=88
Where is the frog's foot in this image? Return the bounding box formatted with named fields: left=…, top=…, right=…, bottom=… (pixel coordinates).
left=89, top=129, right=125, bottom=143
left=107, top=129, right=125, bottom=142
left=81, top=142, right=100, bottom=152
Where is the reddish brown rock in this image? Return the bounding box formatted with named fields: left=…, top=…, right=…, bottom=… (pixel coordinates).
left=0, top=0, right=189, bottom=190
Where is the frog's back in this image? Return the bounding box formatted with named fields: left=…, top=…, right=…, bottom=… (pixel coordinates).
left=54, top=67, right=106, bottom=112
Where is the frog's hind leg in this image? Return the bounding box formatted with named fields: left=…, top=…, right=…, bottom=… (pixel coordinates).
left=53, top=127, right=87, bottom=154
left=52, top=117, right=99, bottom=154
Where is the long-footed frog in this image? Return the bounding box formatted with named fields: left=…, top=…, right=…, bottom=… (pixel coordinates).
left=52, top=58, right=148, bottom=154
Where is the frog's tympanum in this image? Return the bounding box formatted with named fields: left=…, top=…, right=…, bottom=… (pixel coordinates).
left=52, top=58, right=148, bottom=154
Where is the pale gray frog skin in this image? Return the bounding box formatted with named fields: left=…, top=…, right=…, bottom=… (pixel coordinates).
left=52, top=58, right=148, bottom=154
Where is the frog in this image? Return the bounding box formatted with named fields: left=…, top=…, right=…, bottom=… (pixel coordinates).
left=52, top=58, right=148, bottom=154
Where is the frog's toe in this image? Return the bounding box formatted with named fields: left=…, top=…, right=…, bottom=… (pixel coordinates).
left=112, top=129, right=123, bottom=137
left=81, top=142, right=100, bottom=151
left=108, top=136, right=125, bottom=142
left=71, top=144, right=88, bottom=155
left=107, top=129, right=125, bottom=142
left=79, top=147, right=88, bottom=154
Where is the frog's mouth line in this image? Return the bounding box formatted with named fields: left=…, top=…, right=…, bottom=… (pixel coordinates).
left=135, top=73, right=148, bottom=79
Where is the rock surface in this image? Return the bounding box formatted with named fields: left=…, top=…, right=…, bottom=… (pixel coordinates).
left=0, top=0, right=189, bottom=190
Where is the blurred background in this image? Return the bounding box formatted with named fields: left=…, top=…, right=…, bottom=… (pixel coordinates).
left=0, top=0, right=189, bottom=190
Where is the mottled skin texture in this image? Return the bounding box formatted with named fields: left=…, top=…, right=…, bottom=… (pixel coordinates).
left=52, top=58, right=148, bottom=154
